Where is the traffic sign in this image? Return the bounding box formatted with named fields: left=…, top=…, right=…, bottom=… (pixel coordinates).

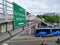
left=13, top=3, right=26, bottom=28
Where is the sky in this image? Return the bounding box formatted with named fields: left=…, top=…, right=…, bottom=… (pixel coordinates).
left=7, top=0, right=60, bottom=15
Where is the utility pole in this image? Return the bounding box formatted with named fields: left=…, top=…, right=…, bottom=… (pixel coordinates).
left=57, top=14, right=60, bottom=28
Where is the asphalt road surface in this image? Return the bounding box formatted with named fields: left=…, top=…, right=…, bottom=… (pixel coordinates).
left=6, top=34, right=60, bottom=45
left=8, top=38, right=60, bottom=45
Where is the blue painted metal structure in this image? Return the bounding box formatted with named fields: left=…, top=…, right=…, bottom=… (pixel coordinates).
left=34, top=28, right=60, bottom=37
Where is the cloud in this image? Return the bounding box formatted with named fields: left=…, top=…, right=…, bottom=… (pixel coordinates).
left=7, top=0, right=60, bottom=15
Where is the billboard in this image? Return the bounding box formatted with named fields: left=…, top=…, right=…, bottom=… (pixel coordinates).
left=13, top=3, right=26, bottom=28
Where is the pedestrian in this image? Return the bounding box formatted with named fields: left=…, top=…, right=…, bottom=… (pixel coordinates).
left=56, top=38, right=60, bottom=43
left=41, top=41, right=47, bottom=45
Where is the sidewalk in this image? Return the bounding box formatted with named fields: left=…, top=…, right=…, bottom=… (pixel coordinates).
left=0, top=27, right=22, bottom=44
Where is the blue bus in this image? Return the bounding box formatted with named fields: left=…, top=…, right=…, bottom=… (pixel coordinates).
left=34, top=28, right=60, bottom=37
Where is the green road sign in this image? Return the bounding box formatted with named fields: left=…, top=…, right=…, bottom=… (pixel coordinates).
left=13, top=3, right=26, bottom=28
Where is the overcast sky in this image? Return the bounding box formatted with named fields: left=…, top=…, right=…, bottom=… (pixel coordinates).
left=7, top=0, right=60, bottom=15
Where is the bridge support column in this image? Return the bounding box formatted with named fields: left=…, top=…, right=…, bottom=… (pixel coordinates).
left=29, top=27, right=31, bottom=34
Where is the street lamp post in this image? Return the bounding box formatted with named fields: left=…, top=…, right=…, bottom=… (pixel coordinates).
left=58, top=14, right=60, bottom=28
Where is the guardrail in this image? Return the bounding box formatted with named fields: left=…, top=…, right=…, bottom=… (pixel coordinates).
left=0, top=0, right=13, bottom=22
left=0, top=0, right=13, bottom=33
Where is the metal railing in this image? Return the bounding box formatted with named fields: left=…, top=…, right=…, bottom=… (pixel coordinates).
left=0, top=0, right=13, bottom=22
left=0, top=0, right=13, bottom=33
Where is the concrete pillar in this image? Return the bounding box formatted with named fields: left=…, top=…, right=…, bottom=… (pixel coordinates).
left=29, top=27, right=31, bottom=34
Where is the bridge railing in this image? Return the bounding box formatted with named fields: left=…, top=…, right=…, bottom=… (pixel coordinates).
left=0, top=0, right=13, bottom=33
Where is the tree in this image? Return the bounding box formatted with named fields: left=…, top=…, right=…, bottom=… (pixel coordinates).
left=37, top=15, right=59, bottom=24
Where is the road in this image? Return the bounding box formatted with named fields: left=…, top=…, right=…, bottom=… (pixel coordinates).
left=7, top=35, right=60, bottom=45
left=8, top=39, right=60, bottom=45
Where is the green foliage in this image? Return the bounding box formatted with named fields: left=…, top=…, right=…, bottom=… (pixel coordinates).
left=37, top=15, right=43, bottom=18
left=37, top=15, right=59, bottom=23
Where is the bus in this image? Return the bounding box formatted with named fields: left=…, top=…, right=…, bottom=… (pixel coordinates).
left=34, top=27, right=60, bottom=37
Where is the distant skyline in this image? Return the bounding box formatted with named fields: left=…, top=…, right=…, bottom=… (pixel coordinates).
left=7, top=0, right=60, bottom=15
